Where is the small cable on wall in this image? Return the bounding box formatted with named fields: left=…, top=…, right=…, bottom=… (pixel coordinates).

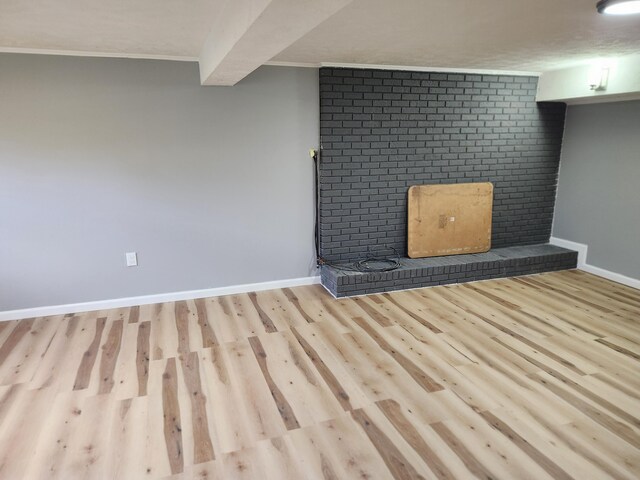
left=311, top=148, right=400, bottom=274
left=318, top=245, right=401, bottom=273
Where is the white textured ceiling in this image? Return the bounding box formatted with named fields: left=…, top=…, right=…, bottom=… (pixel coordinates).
left=0, top=0, right=220, bottom=59
left=273, top=0, right=640, bottom=72
left=1, top=0, right=639, bottom=72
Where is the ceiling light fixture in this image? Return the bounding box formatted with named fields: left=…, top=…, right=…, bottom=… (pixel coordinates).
left=597, top=0, right=640, bottom=14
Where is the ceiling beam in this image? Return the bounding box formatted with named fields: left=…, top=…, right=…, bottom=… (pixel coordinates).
left=536, top=53, right=640, bottom=105
left=198, top=0, right=354, bottom=86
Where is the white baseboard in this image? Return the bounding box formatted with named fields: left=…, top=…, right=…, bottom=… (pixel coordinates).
left=580, top=264, right=640, bottom=290
left=0, top=276, right=321, bottom=322
left=549, top=237, right=588, bottom=267
left=549, top=236, right=640, bottom=289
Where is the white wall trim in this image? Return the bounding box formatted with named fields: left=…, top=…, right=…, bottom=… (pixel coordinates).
left=0, top=47, right=198, bottom=62
left=0, top=276, right=320, bottom=322
left=265, top=60, right=540, bottom=76
left=580, top=264, right=640, bottom=290
left=549, top=236, right=640, bottom=289
left=319, top=62, right=540, bottom=77
left=549, top=237, right=588, bottom=267
left=263, top=61, right=319, bottom=68
left=1, top=51, right=538, bottom=76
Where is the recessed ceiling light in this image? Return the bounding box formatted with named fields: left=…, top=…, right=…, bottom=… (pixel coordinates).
left=597, top=0, right=640, bottom=14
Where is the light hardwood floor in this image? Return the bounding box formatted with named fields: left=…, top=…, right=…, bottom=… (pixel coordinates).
left=0, top=270, right=639, bottom=479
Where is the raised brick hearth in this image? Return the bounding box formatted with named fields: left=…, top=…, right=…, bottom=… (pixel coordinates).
left=321, top=244, right=578, bottom=297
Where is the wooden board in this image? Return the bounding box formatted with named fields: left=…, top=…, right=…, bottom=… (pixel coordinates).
left=407, top=182, right=493, bottom=258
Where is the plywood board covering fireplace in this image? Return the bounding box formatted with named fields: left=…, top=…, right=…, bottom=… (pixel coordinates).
left=407, top=183, right=493, bottom=258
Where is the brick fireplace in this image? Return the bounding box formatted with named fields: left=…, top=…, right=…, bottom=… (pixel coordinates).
left=317, top=67, right=578, bottom=296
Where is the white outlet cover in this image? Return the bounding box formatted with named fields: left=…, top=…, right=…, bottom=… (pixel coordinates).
left=126, top=252, right=138, bottom=267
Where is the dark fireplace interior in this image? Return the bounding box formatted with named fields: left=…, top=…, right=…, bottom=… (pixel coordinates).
left=317, top=67, right=578, bottom=297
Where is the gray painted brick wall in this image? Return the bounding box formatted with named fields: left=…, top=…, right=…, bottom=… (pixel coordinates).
left=319, top=67, right=566, bottom=262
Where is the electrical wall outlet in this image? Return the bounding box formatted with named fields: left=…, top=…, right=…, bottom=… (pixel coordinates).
left=126, top=252, right=138, bottom=267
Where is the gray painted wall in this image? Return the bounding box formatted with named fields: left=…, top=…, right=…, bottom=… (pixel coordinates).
left=553, top=100, right=640, bottom=279
left=0, top=54, right=319, bottom=311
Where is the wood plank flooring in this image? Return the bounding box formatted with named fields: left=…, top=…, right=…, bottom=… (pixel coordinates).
left=0, top=270, right=639, bottom=479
